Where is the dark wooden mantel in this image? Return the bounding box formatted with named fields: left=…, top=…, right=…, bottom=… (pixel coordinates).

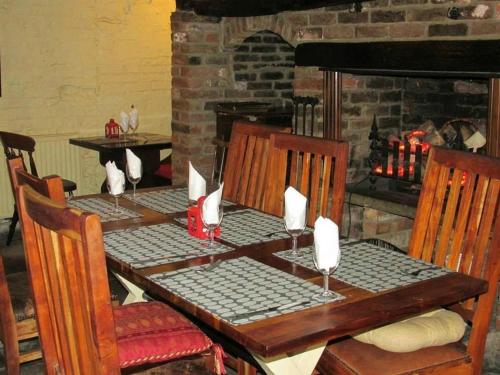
left=295, top=40, right=500, bottom=157
left=176, top=0, right=361, bottom=17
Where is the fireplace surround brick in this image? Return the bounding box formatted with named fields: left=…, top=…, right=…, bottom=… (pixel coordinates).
left=171, top=1, right=499, bottom=184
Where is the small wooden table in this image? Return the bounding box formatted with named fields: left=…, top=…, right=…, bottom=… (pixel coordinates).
left=69, top=133, right=172, bottom=192
left=72, top=188, right=488, bottom=375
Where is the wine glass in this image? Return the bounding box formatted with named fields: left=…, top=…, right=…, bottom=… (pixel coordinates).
left=106, top=179, right=125, bottom=214
left=129, top=107, right=139, bottom=136
left=200, top=192, right=223, bottom=248
left=312, top=247, right=341, bottom=302
left=126, top=163, right=142, bottom=201
left=284, top=208, right=306, bottom=259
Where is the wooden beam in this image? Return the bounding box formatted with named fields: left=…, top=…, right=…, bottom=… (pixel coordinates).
left=323, top=71, right=342, bottom=140
left=176, top=0, right=362, bottom=17
left=296, top=41, right=500, bottom=78
left=488, top=78, right=500, bottom=157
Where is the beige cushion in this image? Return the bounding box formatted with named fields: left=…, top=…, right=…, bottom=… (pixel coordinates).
left=353, top=309, right=465, bottom=353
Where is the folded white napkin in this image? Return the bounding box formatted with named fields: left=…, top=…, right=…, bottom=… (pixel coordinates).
left=284, top=186, right=307, bottom=230
left=189, top=161, right=206, bottom=201
left=129, top=106, right=138, bottom=130
left=120, top=111, right=129, bottom=133
left=125, top=148, right=142, bottom=179
left=202, top=183, right=224, bottom=225
left=314, top=216, right=341, bottom=271
left=105, top=161, right=125, bottom=196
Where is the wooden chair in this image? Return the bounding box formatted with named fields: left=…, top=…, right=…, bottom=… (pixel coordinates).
left=292, top=96, right=320, bottom=136
left=0, top=158, right=68, bottom=374
left=15, top=183, right=224, bottom=375
left=0, top=131, right=77, bottom=245
left=316, top=147, right=500, bottom=375
left=0, top=252, right=41, bottom=375
left=264, top=133, right=349, bottom=227
left=223, top=121, right=291, bottom=210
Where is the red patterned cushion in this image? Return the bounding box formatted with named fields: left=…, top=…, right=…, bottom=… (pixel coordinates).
left=113, top=301, right=214, bottom=368
left=155, top=163, right=172, bottom=180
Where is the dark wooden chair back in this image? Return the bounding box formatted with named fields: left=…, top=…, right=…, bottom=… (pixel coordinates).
left=0, top=131, right=38, bottom=176
left=8, top=157, right=66, bottom=204
left=1, top=133, right=77, bottom=246
left=16, top=184, right=120, bottom=374
left=292, top=96, right=320, bottom=136
left=408, top=147, right=500, bottom=373
left=223, top=121, right=291, bottom=210
left=264, top=133, right=349, bottom=227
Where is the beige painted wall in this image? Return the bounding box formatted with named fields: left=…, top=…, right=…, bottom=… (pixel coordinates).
left=0, top=0, right=175, bottom=217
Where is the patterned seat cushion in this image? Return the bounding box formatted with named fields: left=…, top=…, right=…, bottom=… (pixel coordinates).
left=6, top=271, right=35, bottom=322
left=113, top=301, right=221, bottom=370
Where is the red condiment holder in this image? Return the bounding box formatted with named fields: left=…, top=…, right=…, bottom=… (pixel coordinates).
left=105, top=119, right=120, bottom=138
left=187, top=196, right=221, bottom=239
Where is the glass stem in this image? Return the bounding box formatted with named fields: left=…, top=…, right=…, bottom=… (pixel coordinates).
left=323, top=273, right=329, bottom=295
left=114, top=196, right=119, bottom=211
left=292, top=235, right=298, bottom=252
left=133, top=183, right=136, bottom=199
left=209, top=228, right=215, bottom=247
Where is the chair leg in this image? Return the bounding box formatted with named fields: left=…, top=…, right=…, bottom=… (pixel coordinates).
left=6, top=207, right=18, bottom=246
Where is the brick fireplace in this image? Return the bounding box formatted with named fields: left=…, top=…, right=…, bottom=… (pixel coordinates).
left=171, top=1, right=500, bottom=185
left=170, top=2, right=500, bottom=342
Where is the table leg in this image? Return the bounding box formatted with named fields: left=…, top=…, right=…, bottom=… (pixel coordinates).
left=112, top=272, right=147, bottom=304
left=251, top=343, right=325, bottom=375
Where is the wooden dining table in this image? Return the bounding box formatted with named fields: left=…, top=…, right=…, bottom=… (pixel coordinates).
left=69, top=186, right=488, bottom=375
left=69, top=133, right=172, bottom=192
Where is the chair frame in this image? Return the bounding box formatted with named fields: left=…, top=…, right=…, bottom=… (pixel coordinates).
left=0, top=157, right=66, bottom=374
left=223, top=121, right=291, bottom=211
left=264, top=133, right=349, bottom=227
left=0, top=131, right=76, bottom=245
left=17, top=183, right=122, bottom=374
left=317, top=147, right=500, bottom=375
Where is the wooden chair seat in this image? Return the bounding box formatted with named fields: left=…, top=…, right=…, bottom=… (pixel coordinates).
left=318, top=338, right=471, bottom=375
left=5, top=272, right=35, bottom=322
left=62, top=178, right=77, bottom=193
left=113, top=301, right=216, bottom=368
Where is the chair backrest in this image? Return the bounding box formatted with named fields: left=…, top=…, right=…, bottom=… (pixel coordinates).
left=264, top=133, right=349, bottom=227
left=292, top=96, right=320, bottom=136
left=16, top=184, right=120, bottom=374
left=223, top=121, right=292, bottom=210
left=408, top=146, right=500, bottom=374
left=7, top=156, right=65, bottom=204
left=0, top=131, right=38, bottom=176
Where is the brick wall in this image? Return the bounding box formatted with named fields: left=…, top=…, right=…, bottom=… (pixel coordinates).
left=172, top=0, right=500, bottom=181
left=232, top=31, right=295, bottom=107
left=171, top=1, right=500, bottom=182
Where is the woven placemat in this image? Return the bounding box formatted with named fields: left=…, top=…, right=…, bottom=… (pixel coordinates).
left=69, top=198, right=142, bottom=222
left=104, top=223, right=233, bottom=269
left=176, top=208, right=311, bottom=247
left=274, top=240, right=451, bottom=293
left=149, top=257, right=343, bottom=325
left=124, top=187, right=234, bottom=214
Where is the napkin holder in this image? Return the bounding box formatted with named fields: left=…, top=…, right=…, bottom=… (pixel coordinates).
left=187, top=197, right=221, bottom=239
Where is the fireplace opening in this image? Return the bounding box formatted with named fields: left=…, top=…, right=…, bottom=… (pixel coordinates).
left=341, top=74, right=489, bottom=206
